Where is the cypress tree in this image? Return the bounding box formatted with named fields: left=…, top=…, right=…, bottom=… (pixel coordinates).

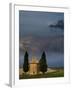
left=23, top=51, right=29, bottom=73
left=39, top=51, right=47, bottom=74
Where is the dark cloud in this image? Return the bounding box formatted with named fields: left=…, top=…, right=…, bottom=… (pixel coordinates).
left=19, top=10, right=64, bottom=53
left=49, top=20, right=64, bottom=29
left=19, top=10, right=64, bottom=38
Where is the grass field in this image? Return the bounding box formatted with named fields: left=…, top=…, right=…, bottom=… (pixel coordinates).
left=19, top=68, right=64, bottom=79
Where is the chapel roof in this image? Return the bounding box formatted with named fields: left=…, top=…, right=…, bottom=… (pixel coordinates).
left=29, top=56, right=38, bottom=64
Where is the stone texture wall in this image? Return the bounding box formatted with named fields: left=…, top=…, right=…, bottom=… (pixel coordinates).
left=29, top=63, right=38, bottom=75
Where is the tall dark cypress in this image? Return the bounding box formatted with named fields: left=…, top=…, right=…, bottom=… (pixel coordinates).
left=39, top=51, right=48, bottom=74
left=23, top=51, right=29, bottom=73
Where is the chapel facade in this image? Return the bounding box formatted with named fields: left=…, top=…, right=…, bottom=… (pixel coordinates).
left=29, top=57, right=39, bottom=75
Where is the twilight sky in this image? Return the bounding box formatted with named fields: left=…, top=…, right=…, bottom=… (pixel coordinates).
left=19, top=10, right=64, bottom=53
left=19, top=10, right=64, bottom=67
left=19, top=10, right=64, bottom=38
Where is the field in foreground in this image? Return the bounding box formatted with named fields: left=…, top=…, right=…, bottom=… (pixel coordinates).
left=19, top=68, right=64, bottom=79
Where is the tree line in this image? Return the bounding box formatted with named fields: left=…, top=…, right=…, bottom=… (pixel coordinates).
left=23, top=51, right=48, bottom=74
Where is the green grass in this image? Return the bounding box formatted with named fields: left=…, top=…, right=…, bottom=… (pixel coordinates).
left=19, top=68, right=64, bottom=79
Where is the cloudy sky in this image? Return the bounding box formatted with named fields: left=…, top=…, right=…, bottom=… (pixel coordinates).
left=19, top=10, right=64, bottom=67
left=19, top=10, right=64, bottom=53
left=19, top=10, right=64, bottom=38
